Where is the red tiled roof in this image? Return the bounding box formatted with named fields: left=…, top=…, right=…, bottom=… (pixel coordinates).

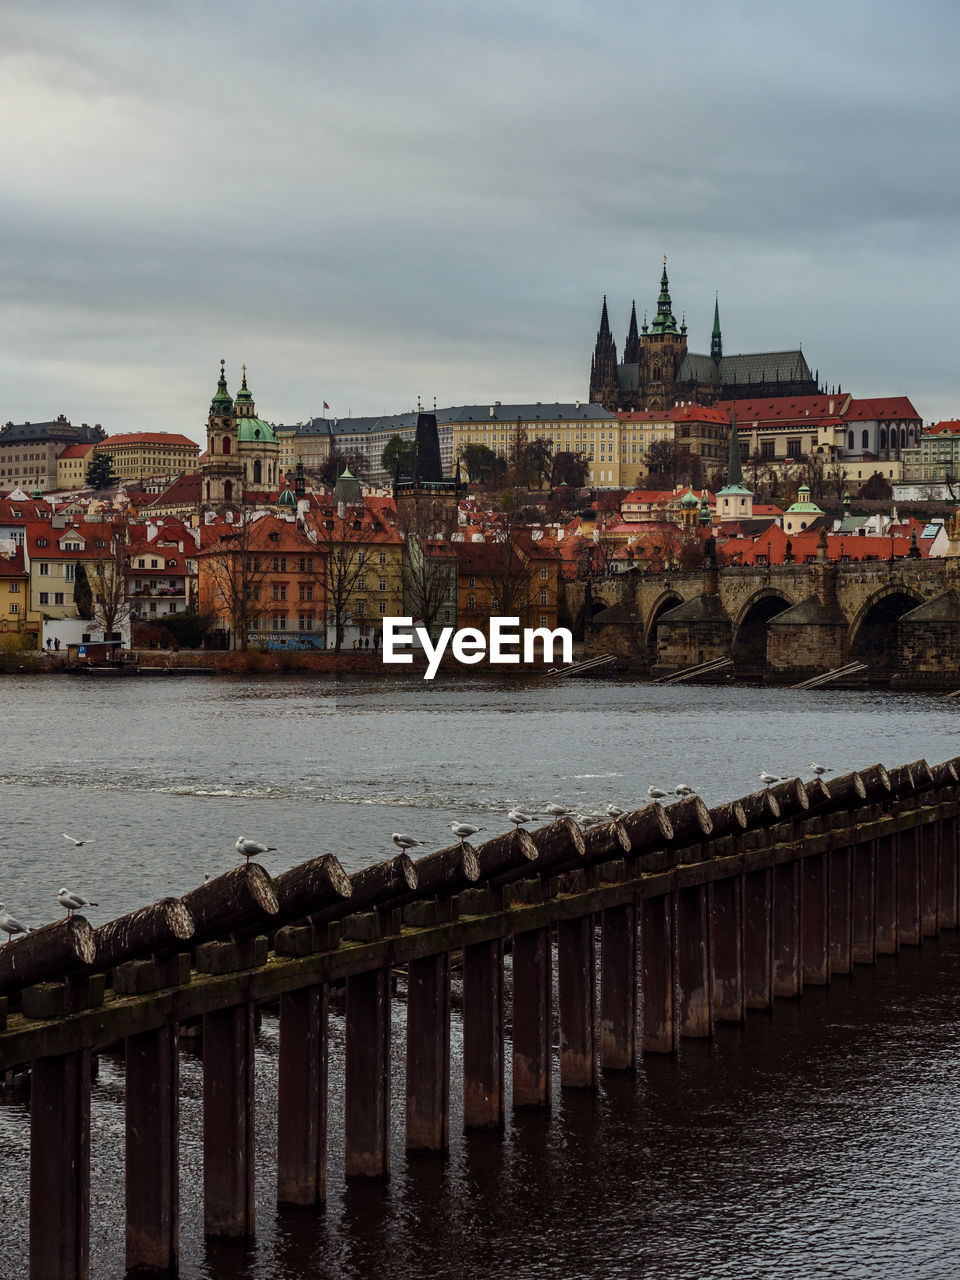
left=843, top=397, right=920, bottom=422
left=58, top=443, right=95, bottom=459
left=927, top=420, right=960, bottom=435
left=101, top=432, right=199, bottom=448
left=668, top=405, right=729, bottom=424
left=716, top=394, right=849, bottom=423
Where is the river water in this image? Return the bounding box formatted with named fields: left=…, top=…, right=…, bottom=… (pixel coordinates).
left=2, top=674, right=960, bottom=1277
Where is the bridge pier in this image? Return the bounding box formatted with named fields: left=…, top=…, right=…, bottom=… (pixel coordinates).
left=852, top=840, right=877, bottom=964
left=600, top=904, right=637, bottom=1070
left=828, top=846, right=853, bottom=976
left=30, top=1049, right=91, bottom=1279
left=203, top=1002, right=256, bottom=1237
left=406, top=953, right=451, bottom=1152
left=512, top=927, right=553, bottom=1108
left=875, top=833, right=899, bottom=954
left=772, top=862, right=802, bottom=997
left=126, top=1026, right=179, bottom=1272
left=742, top=869, right=773, bottom=1008
left=558, top=916, right=597, bottom=1087
left=462, top=939, right=504, bottom=1129
left=897, top=830, right=922, bottom=946
left=640, top=894, right=677, bottom=1053
left=675, top=885, right=712, bottom=1037
left=277, top=984, right=328, bottom=1205
left=801, top=852, right=829, bottom=985
left=920, top=822, right=940, bottom=938
left=709, top=877, right=744, bottom=1022
left=345, top=968, right=391, bottom=1178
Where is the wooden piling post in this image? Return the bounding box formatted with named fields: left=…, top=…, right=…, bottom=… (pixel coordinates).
left=277, top=984, right=328, bottom=1205
left=126, top=1026, right=179, bottom=1272
left=203, top=1003, right=256, bottom=1237
left=640, top=894, right=677, bottom=1053
left=600, top=904, right=637, bottom=1070
left=512, top=927, right=552, bottom=1108
left=345, top=968, right=391, bottom=1178
left=462, top=939, right=504, bottom=1129
left=919, top=821, right=940, bottom=938
left=709, top=876, right=744, bottom=1022
left=675, top=884, right=712, bottom=1037
left=742, top=869, right=773, bottom=1008
left=772, top=861, right=802, bottom=996
left=852, top=840, right=877, bottom=964
left=875, top=833, right=899, bottom=954
left=898, top=829, right=922, bottom=946
left=406, top=953, right=450, bottom=1152
left=801, top=852, right=829, bottom=985
left=938, top=815, right=958, bottom=929
left=30, top=1050, right=91, bottom=1279
left=557, top=915, right=597, bottom=1088
left=828, top=846, right=853, bottom=976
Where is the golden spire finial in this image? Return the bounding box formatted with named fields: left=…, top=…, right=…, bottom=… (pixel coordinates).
left=663, top=254, right=667, bottom=266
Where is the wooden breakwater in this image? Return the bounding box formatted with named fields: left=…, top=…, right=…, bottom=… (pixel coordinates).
left=1, top=756, right=957, bottom=1276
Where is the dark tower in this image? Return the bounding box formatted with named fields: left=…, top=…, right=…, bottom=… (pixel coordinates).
left=412, top=411, right=443, bottom=482
left=588, top=296, right=619, bottom=410
left=623, top=300, right=640, bottom=364
left=711, top=294, right=723, bottom=364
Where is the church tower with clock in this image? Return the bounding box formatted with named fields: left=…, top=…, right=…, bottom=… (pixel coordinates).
left=202, top=360, right=243, bottom=508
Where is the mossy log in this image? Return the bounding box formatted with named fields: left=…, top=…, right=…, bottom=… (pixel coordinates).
left=92, top=898, right=193, bottom=971
left=180, top=864, right=278, bottom=944
left=619, top=803, right=674, bottom=855
left=0, top=918, right=96, bottom=996
left=473, top=829, right=538, bottom=883
left=738, top=789, right=782, bottom=828
left=273, top=854, right=353, bottom=926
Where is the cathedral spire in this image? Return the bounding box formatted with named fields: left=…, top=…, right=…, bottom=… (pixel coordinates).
left=711, top=293, right=723, bottom=363
left=724, top=409, right=744, bottom=489
left=649, top=256, right=678, bottom=334
left=599, top=294, right=611, bottom=338
left=589, top=294, right=619, bottom=410
left=624, top=299, right=640, bottom=363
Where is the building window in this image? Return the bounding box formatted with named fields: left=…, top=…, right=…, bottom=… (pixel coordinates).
left=357, top=577, right=366, bottom=591
left=378, top=552, right=387, bottom=565
left=39, top=563, right=49, bottom=576
left=356, top=601, right=365, bottom=615
left=9, top=582, right=18, bottom=594
left=39, top=592, right=48, bottom=605
left=786, top=439, right=802, bottom=460
left=467, top=594, right=476, bottom=610
left=760, top=440, right=775, bottom=459
left=379, top=602, right=387, bottom=615
left=378, top=579, right=386, bottom=592
left=540, top=587, right=548, bottom=605
left=539, top=567, right=548, bottom=579
left=9, top=603, right=18, bottom=615
left=54, top=592, right=65, bottom=605
left=65, top=565, right=75, bottom=582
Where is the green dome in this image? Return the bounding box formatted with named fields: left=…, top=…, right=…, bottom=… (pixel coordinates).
left=210, top=360, right=233, bottom=412
left=680, top=489, right=698, bottom=508
left=277, top=480, right=296, bottom=507
left=785, top=484, right=824, bottom=515
left=238, top=417, right=278, bottom=445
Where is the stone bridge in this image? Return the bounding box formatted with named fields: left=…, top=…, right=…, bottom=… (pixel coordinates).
left=575, top=556, right=960, bottom=683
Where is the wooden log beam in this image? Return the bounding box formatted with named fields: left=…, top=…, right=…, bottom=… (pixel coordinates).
left=852, top=840, right=877, bottom=964
left=277, top=984, right=328, bottom=1206
left=273, top=854, right=352, bottom=925
left=30, top=1049, right=90, bottom=1278
left=898, top=828, right=922, bottom=945
left=828, top=846, right=853, bottom=976
left=93, top=898, right=193, bottom=972
left=772, top=861, right=802, bottom=997
left=344, top=968, right=391, bottom=1178
left=928, top=759, right=959, bottom=790
left=887, top=763, right=917, bottom=798
left=640, top=894, right=676, bottom=1052
left=0, top=918, right=96, bottom=997
left=920, top=820, right=940, bottom=938
left=767, top=776, right=810, bottom=822
left=512, top=926, right=552, bottom=1107
left=543, top=818, right=628, bottom=877
left=820, top=770, right=867, bottom=811
left=801, top=852, right=829, bottom=985
left=525, top=818, right=586, bottom=880
left=939, top=815, right=959, bottom=930
left=739, top=788, right=782, bottom=829
left=181, top=865, right=278, bottom=945
left=856, top=763, right=892, bottom=801
left=412, top=843, right=480, bottom=897
left=406, top=953, right=450, bottom=1152
left=875, top=832, right=899, bottom=954
left=803, top=777, right=833, bottom=813
left=473, top=828, right=538, bottom=884
left=126, top=1025, right=179, bottom=1273
left=675, top=884, right=712, bottom=1037
left=707, top=800, right=748, bottom=840
left=309, top=853, right=417, bottom=924
left=710, top=876, right=744, bottom=1022
left=620, top=802, right=674, bottom=854
left=461, top=939, right=504, bottom=1129
left=664, top=797, right=713, bottom=848
left=742, top=869, right=773, bottom=1008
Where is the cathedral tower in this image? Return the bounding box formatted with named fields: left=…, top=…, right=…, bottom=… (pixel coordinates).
left=202, top=360, right=242, bottom=508
left=638, top=258, right=688, bottom=411
left=588, top=296, right=620, bottom=411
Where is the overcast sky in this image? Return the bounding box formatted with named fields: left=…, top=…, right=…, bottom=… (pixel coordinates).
left=1, top=1, right=958, bottom=446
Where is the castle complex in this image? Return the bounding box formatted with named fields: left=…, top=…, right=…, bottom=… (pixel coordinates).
left=589, top=259, right=820, bottom=412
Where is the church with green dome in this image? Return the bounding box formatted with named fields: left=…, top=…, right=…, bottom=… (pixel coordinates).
left=201, top=361, right=281, bottom=509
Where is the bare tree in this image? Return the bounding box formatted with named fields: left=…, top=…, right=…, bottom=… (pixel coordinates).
left=86, top=521, right=131, bottom=639
left=199, top=511, right=270, bottom=651
left=645, top=439, right=682, bottom=488
left=308, top=499, right=372, bottom=651
left=396, top=499, right=458, bottom=640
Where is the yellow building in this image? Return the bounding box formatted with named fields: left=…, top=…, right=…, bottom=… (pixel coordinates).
left=449, top=402, right=623, bottom=487
left=0, top=548, right=31, bottom=638
left=56, top=443, right=96, bottom=490
left=93, top=432, right=200, bottom=484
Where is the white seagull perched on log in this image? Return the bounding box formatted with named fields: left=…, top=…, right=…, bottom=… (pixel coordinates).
left=810, top=762, right=830, bottom=777
left=449, top=821, right=483, bottom=847
left=507, top=809, right=534, bottom=827
left=543, top=802, right=573, bottom=818
left=760, top=772, right=781, bottom=787
left=62, top=832, right=88, bottom=847
left=647, top=785, right=669, bottom=800
left=674, top=784, right=695, bottom=797
left=392, top=832, right=425, bottom=852
left=236, top=836, right=276, bottom=866
left=58, top=887, right=98, bottom=917
left=0, top=904, right=31, bottom=943
left=606, top=804, right=626, bottom=818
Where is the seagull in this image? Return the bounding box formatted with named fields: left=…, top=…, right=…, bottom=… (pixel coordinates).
left=647, top=785, right=669, bottom=800
left=449, top=821, right=483, bottom=847
left=236, top=836, right=277, bottom=866
left=606, top=804, right=626, bottom=818
left=543, top=802, right=573, bottom=818
left=0, top=904, right=31, bottom=943
left=575, top=812, right=603, bottom=828
left=392, top=832, right=425, bottom=851
left=507, top=809, right=534, bottom=827
left=760, top=772, right=781, bottom=787
left=62, top=833, right=87, bottom=846
left=58, top=887, right=98, bottom=917
left=810, top=762, right=830, bottom=777
left=674, top=784, right=695, bottom=797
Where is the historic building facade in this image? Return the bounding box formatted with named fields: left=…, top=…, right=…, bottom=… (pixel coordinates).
left=589, top=259, right=820, bottom=413
left=201, top=362, right=280, bottom=509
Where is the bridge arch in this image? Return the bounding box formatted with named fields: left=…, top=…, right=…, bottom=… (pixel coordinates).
left=849, top=586, right=924, bottom=673
left=643, top=590, right=685, bottom=663
left=731, top=589, right=794, bottom=674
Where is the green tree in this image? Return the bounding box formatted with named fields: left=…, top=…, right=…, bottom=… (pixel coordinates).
left=860, top=471, right=894, bottom=500
left=461, top=443, right=498, bottom=483
left=381, top=434, right=415, bottom=477
left=73, top=562, right=94, bottom=620
left=86, top=452, right=119, bottom=490
left=551, top=451, right=589, bottom=489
